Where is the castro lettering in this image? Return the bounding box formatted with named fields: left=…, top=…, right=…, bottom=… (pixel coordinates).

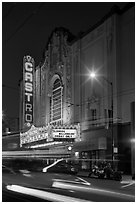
left=23, top=56, right=34, bottom=124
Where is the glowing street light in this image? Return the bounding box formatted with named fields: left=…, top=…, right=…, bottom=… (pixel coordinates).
left=90, top=71, right=114, bottom=168
left=90, top=72, right=96, bottom=79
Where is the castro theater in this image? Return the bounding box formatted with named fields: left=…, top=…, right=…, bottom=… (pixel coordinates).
left=19, top=28, right=82, bottom=159
left=20, top=5, right=135, bottom=175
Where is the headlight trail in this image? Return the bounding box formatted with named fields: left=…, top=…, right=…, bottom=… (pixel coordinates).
left=6, top=184, right=89, bottom=202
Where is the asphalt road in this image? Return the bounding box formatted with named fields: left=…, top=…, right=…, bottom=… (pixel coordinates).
left=2, top=170, right=135, bottom=202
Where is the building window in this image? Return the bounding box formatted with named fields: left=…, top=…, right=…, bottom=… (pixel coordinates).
left=87, top=101, right=97, bottom=121
left=91, top=109, right=96, bottom=121
left=50, top=78, right=63, bottom=124
left=88, top=108, right=96, bottom=121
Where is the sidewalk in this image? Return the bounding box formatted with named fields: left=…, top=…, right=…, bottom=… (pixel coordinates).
left=121, top=175, right=135, bottom=183
left=77, top=171, right=135, bottom=183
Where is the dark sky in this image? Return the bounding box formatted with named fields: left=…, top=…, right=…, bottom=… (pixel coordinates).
left=2, top=2, right=128, bottom=119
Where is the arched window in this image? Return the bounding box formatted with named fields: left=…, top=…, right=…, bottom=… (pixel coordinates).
left=50, top=78, right=63, bottom=124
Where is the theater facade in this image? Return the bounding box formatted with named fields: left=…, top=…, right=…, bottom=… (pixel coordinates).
left=19, top=4, right=135, bottom=174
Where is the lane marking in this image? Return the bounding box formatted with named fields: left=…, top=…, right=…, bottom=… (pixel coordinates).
left=6, top=184, right=89, bottom=202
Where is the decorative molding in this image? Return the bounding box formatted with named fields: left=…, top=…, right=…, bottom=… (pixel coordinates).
left=106, top=17, right=114, bottom=54
left=65, top=47, right=72, bottom=123
left=82, top=25, right=104, bottom=48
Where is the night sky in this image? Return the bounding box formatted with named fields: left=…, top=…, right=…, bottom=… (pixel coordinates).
left=2, top=1, right=128, bottom=120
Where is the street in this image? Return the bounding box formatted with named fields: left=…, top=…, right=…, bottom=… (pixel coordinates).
left=3, top=170, right=135, bottom=202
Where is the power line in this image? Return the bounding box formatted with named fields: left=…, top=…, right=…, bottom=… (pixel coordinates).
left=2, top=84, right=19, bottom=92
left=4, top=3, right=44, bottom=45
left=3, top=3, right=16, bottom=21
left=67, top=88, right=135, bottom=107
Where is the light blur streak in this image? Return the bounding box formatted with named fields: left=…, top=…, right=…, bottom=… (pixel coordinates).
left=121, top=178, right=135, bottom=188
left=22, top=174, right=32, bottom=177
left=76, top=177, right=91, bottom=186
left=52, top=181, right=135, bottom=201
left=121, top=182, right=135, bottom=188
left=6, top=184, right=88, bottom=202
left=53, top=177, right=91, bottom=186
left=42, top=158, right=63, bottom=172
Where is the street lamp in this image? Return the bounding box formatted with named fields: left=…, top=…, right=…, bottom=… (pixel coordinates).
left=90, top=72, right=114, bottom=168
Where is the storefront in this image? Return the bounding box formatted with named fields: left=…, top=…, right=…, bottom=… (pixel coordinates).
left=73, top=127, right=110, bottom=170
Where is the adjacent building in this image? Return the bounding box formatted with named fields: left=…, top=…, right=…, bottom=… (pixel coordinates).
left=19, top=3, right=135, bottom=174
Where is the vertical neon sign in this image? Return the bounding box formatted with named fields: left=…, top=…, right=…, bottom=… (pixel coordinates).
left=23, top=55, right=34, bottom=127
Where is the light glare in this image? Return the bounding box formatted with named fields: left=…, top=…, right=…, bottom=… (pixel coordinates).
left=90, top=72, right=96, bottom=78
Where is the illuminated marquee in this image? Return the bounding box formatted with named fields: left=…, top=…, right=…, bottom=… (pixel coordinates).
left=52, top=129, right=76, bottom=138
left=23, top=55, right=34, bottom=125
left=20, top=125, right=48, bottom=145
left=20, top=124, right=81, bottom=147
